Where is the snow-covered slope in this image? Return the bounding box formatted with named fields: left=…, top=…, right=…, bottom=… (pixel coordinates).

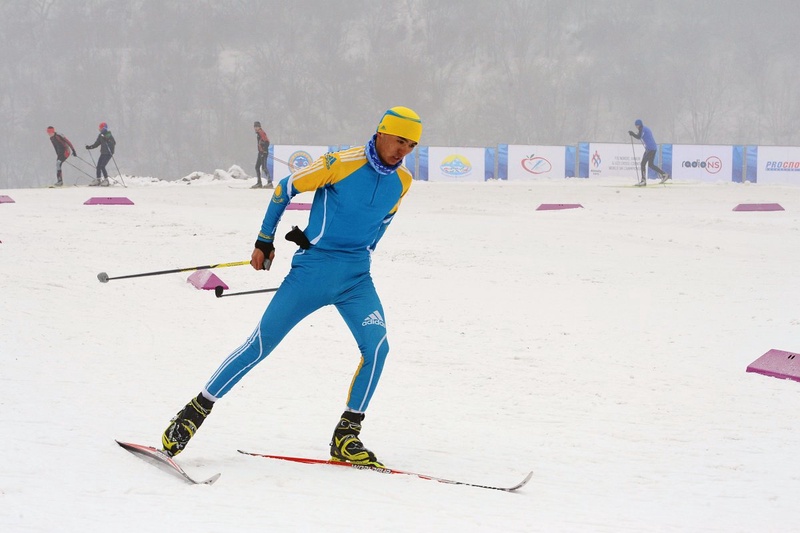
left=1, top=175, right=798, bottom=532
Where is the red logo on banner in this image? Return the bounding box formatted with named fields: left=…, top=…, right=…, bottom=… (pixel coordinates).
left=521, top=154, right=553, bottom=174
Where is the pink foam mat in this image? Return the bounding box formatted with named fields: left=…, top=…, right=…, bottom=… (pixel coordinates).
left=733, top=203, right=784, bottom=212
left=0, top=195, right=15, bottom=203
left=84, top=197, right=134, bottom=205
left=746, top=349, right=800, bottom=383
left=536, top=203, right=583, bottom=211
left=286, top=202, right=311, bottom=211
left=187, top=270, right=229, bottom=291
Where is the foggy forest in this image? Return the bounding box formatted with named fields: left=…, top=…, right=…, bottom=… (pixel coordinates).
left=2, top=0, right=798, bottom=188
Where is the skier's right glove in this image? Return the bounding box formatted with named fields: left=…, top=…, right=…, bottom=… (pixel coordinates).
left=253, top=239, right=275, bottom=270
left=85, top=145, right=91, bottom=149
left=628, top=131, right=635, bottom=136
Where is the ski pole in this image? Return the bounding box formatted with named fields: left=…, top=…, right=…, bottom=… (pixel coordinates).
left=72, top=153, right=96, bottom=169
left=215, top=286, right=279, bottom=298
left=97, top=260, right=251, bottom=283
left=630, top=136, right=640, bottom=184
left=64, top=159, right=96, bottom=180
left=110, top=154, right=127, bottom=187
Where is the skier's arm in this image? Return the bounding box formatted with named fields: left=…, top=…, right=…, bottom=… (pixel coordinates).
left=63, top=136, right=77, bottom=155
left=86, top=134, right=101, bottom=150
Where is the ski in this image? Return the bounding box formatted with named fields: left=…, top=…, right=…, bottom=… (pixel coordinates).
left=237, top=450, right=532, bottom=492
left=116, top=440, right=221, bottom=485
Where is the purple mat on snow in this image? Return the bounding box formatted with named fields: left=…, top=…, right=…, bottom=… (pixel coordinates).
left=733, top=203, right=784, bottom=212
left=0, top=195, right=15, bottom=203
left=84, top=197, right=134, bottom=205
left=746, top=349, right=800, bottom=383
left=286, top=202, right=311, bottom=211
left=187, top=270, right=229, bottom=291
left=536, top=203, right=583, bottom=211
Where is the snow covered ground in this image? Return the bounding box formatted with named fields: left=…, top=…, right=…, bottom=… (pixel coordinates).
left=1, top=173, right=799, bottom=532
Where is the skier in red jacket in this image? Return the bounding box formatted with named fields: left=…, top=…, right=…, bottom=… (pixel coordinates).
left=253, top=121, right=273, bottom=189
left=47, top=126, right=77, bottom=187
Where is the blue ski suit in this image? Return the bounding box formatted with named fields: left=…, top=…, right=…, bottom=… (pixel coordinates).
left=203, top=144, right=412, bottom=413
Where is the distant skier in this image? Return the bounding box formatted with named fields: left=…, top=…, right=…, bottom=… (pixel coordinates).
left=46, top=126, right=76, bottom=187
left=85, top=122, right=116, bottom=187
left=253, top=121, right=273, bottom=189
left=628, top=119, right=669, bottom=186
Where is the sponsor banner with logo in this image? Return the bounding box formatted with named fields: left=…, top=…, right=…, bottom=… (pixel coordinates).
left=272, top=145, right=338, bottom=179
left=585, top=143, right=642, bottom=179
left=503, top=145, right=566, bottom=180
left=670, top=145, right=732, bottom=182
left=422, top=147, right=487, bottom=182
left=755, top=146, right=800, bottom=184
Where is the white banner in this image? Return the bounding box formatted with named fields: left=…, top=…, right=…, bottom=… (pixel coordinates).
left=588, top=143, right=640, bottom=179
left=272, top=145, right=331, bottom=179
left=426, top=147, right=486, bottom=182
left=507, top=145, right=566, bottom=180
left=671, top=145, right=731, bottom=182
left=757, top=146, right=800, bottom=185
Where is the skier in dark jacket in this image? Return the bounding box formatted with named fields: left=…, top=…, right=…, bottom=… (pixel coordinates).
left=47, top=126, right=76, bottom=187
left=86, top=122, right=116, bottom=187
left=628, top=119, right=669, bottom=186
left=253, top=121, right=273, bottom=189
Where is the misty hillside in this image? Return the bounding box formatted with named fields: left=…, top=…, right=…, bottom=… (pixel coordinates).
left=2, top=0, right=798, bottom=187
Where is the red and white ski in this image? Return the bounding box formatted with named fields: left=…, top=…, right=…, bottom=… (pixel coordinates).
left=238, top=450, right=532, bottom=492
left=116, top=440, right=221, bottom=485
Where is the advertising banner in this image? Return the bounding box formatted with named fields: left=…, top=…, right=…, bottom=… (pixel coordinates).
left=670, top=145, right=732, bottom=182
left=505, top=145, right=566, bottom=180
left=586, top=143, right=643, bottom=179
left=755, top=146, right=800, bottom=184
left=271, top=145, right=336, bottom=179
left=423, top=147, right=487, bottom=182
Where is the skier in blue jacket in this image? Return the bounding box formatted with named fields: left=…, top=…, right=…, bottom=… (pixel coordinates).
left=162, top=106, right=422, bottom=468
left=629, top=119, right=669, bottom=185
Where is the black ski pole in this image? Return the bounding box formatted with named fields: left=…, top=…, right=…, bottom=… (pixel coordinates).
left=214, top=286, right=279, bottom=298
left=73, top=153, right=95, bottom=169
left=109, top=151, right=126, bottom=188
left=97, top=260, right=251, bottom=283
left=630, top=136, right=640, bottom=184
left=64, top=159, right=97, bottom=181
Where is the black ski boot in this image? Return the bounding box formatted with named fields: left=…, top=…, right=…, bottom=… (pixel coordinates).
left=162, top=393, right=214, bottom=456
left=330, top=411, right=384, bottom=467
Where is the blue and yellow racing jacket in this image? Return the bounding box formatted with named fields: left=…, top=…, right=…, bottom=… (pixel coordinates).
left=256, top=145, right=413, bottom=256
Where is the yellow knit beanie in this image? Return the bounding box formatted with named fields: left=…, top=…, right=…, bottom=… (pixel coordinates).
left=377, top=106, right=422, bottom=143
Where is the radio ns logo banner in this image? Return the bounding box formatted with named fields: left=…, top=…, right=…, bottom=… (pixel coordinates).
left=521, top=154, right=552, bottom=175
left=440, top=154, right=472, bottom=178
left=682, top=156, right=722, bottom=174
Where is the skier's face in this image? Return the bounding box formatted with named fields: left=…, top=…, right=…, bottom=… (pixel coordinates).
left=375, top=133, right=417, bottom=167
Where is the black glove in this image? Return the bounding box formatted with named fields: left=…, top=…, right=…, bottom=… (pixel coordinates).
left=253, top=239, right=275, bottom=270
left=72, top=150, right=77, bottom=156
left=628, top=131, right=635, bottom=136
left=85, top=145, right=91, bottom=150
left=285, top=226, right=311, bottom=249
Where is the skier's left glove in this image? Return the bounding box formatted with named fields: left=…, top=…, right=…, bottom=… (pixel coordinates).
left=285, top=226, right=311, bottom=250
left=628, top=131, right=635, bottom=136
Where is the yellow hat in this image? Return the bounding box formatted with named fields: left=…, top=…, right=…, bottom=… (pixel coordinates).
left=377, top=106, right=422, bottom=143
